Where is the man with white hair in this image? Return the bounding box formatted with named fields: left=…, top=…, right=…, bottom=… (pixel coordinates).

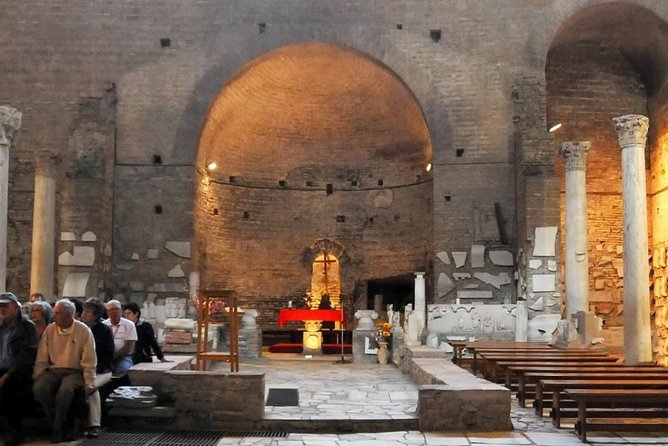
left=103, top=299, right=137, bottom=376
left=33, top=299, right=96, bottom=443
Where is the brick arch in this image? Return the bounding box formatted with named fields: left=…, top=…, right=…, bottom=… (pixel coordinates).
left=525, top=0, right=668, bottom=72
left=172, top=34, right=451, bottom=165
left=302, top=238, right=349, bottom=266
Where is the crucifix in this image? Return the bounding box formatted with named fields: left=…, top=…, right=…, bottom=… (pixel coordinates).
left=314, top=249, right=336, bottom=296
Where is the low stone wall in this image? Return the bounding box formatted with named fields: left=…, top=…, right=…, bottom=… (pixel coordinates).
left=161, top=370, right=265, bottom=430
left=121, top=355, right=265, bottom=430
left=405, top=348, right=512, bottom=432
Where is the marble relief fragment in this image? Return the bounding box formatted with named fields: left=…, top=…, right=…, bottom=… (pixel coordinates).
left=452, top=252, right=467, bottom=268
left=532, top=274, right=555, bottom=292
left=62, top=272, right=89, bottom=297
left=168, top=264, right=186, bottom=278
left=166, top=241, right=191, bottom=258
left=470, top=245, right=485, bottom=267
left=489, top=250, right=513, bottom=266
left=58, top=246, right=95, bottom=266
left=533, top=226, right=557, bottom=257
left=436, top=251, right=450, bottom=264
left=528, top=259, right=542, bottom=269
left=547, top=260, right=557, bottom=271
left=60, top=232, right=76, bottom=241
left=81, top=231, right=97, bottom=242
left=453, top=272, right=471, bottom=280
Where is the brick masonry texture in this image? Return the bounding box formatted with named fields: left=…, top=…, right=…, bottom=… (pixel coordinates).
left=2, top=1, right=668, bottom=345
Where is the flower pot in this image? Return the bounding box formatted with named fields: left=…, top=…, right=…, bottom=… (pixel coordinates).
left=377, top=341, right=389, bottom=365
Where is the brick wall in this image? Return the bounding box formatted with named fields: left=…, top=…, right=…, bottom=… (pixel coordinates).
left=548, top=43, right=648, bottom=326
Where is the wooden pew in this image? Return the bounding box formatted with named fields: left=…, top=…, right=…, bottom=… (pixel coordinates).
left=479, top=352, right=617, bottom=381
left=518, top=370, right=668, bottom=408
left=448, top=341, right=550, bottom=366
left=565, top=388, right=668, bottom=442
left=501, top=361, right=630, bottom=388
left=539, top=379, right=668, bottom=427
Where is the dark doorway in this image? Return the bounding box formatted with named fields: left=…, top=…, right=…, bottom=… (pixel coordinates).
left=367, top=274, right=414, bottom=313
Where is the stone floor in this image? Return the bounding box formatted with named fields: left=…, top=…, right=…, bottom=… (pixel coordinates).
left=16, top=352, right=668, bottom=446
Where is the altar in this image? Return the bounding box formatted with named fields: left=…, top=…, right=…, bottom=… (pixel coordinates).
left=277, top=309, right=344, bottom=353
left=277, top=309, right=343, bottom=327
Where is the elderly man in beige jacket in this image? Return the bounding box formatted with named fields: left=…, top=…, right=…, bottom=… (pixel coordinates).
left=33, top=299, right=96, bottom=443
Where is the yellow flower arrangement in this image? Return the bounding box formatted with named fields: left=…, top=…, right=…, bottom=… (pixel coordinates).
left=374, top=322, right=393, bottom=345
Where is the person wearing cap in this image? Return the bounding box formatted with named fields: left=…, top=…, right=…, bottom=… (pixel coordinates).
left=103, top=299, right=137, bottom=376
left=32, top=299, right=96, bottom=443
left=0, top=292, right=39, bottom=446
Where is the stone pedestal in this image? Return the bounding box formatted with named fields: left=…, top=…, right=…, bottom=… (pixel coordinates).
left=352, top=310, right=378, bottom=363
left=514, top=301, right=528, bottom=342
left=352, top=330, right=377, bottom=364
left=614, top=114, right=652, bottom=364
left=574, top=311, right=603, bottom=347
left=0, top=106, right=21, bottom=292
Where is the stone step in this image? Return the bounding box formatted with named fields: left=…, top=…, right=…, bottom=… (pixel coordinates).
left=257, top=416, right=418, bottom=433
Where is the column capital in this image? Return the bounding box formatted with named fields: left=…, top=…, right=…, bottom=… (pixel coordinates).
left=558, top=141, right=591, bottom=171
left=34, top=156, right=57, bottom=177
left=613, top=114, right=648, bottom=148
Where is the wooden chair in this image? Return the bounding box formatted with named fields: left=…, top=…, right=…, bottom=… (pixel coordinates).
left=195, top=289, right=239, bottom=372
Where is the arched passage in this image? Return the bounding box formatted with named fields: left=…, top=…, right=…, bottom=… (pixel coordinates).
left=546, top=2, right=668, bottom=363
left=194, top=42, right=433, bottom=326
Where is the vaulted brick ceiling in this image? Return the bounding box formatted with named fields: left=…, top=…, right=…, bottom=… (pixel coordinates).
left=197, top=42, right=431, bottom=184
left=549, top=3, right=668, bottom=96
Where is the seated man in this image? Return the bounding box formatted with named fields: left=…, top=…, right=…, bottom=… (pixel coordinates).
left=33, top=299, right=96, bottom=442
left=103, top=300, right=137, bottom=376
left=0, top=292, right=39, bottom=446
left=81, top=298, right=114, bottom=438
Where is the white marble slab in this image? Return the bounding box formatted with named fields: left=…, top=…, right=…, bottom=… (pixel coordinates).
left=62, top=272, right=90, bottom=297
left=60, top=232, right=76, bottom=241
left=58, top=246, right=95, bottom=266
left=436, top=251, right=450, bottom=265
left=471, top=244, right=486, bottom=268
left=456, top=290, right=493, bottom=299
left=452, top=252, right=467, bottom=268
left=437, top=273, right=455, bottom=297
left=81, top=231, right=96, bottom=242
left=532, top=274, right=555, bottom=292
left=533, top=226, right=558, bottom=257
left=166, top=241, right=191, bottom=258
left=489, top=250, right=513, bottom=266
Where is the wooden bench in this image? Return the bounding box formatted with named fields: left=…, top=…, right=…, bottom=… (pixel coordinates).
left=501, top=361, right=631, bottom=388
left=565, top=388, right=668, bottom=442
left=448, top=341, right=550, bottom=366
left=519, top=370, right=668, bottom=409
left=540, top=379, right=668, bottom=427
left=479, top=352, right=617, bottom=381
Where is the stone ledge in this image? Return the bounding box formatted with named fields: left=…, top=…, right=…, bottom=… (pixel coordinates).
left=410, top=357, right=512, bottom=432
left=108, top=406, right=176, bottom=418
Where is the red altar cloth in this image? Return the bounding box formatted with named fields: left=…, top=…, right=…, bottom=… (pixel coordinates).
left=278, top=309, right=344, bottom=327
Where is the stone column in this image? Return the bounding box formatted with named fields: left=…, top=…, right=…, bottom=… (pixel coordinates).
left=613, top=114, right=652, bottom=364
left=30, top=157, right=57, bottom=296
left=407, top=272, right=426, bottom=345
left=558, top=141, right=591, bottom=319
left=0, top=106, right=21, bottom=292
